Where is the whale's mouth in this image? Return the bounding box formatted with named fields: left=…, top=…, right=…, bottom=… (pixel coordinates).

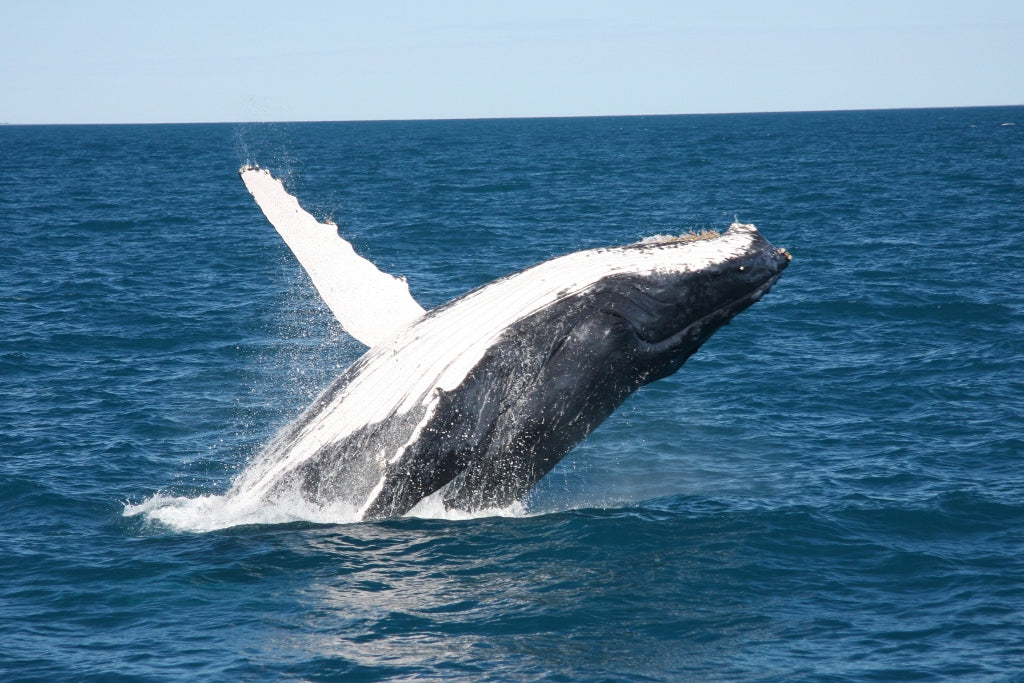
left=638, top=245, right=789, bottom=363
left=702, top=248, right=790, bottom=327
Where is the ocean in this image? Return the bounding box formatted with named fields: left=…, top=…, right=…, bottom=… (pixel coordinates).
left=1, top=107, right=1022, bottom=680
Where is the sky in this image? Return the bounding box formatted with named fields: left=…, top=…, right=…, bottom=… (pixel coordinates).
left=2, top=0, right=1022, bottom=124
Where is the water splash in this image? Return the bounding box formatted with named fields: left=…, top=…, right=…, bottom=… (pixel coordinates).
left=123, top=482, right=528, bottom=533
left=123, top=491, right=356, bottom=532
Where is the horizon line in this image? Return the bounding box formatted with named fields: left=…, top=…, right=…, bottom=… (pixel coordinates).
left=3, top=103, right=1022, bottom=127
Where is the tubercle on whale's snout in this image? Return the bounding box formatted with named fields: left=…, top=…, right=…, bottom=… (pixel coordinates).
left=746, top=231, right=791, bottom=274
left=772, top=248, right=792, bottom=275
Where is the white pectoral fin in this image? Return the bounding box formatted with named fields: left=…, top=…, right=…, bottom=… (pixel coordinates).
left=240, top=166, right=426, bottom=347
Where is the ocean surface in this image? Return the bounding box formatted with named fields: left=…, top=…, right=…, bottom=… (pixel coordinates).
left=2, top=107, right=1022, bottom=681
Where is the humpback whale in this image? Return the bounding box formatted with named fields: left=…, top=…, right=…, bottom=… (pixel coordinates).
left=236, top=167, right=789, bottom=520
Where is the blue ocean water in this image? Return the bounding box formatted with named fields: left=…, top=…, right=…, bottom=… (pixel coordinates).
left=2, top=107, right=1022, bottom=680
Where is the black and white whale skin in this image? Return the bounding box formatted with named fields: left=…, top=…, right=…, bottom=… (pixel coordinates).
left=236, top=168, right=789, bottom=520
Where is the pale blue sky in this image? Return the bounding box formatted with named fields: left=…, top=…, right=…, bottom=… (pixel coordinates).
left=2, top=0, right=1021, bottom=124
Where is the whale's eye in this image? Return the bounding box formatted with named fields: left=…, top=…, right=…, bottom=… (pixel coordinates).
left=738, top=266, right=746, bottom=272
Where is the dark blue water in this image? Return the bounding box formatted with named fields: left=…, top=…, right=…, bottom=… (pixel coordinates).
left=2, top=108, right=1022, bottom=680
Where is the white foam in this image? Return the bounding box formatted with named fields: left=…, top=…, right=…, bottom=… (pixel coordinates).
left=124, top=486, right=528, bottom=532
left=403, top=487, right=527, bottom=521
left=123, top=490, right=365, bottom=532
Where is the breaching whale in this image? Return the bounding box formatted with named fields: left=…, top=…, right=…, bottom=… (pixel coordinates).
left=236, top=167, right=789, bottom=520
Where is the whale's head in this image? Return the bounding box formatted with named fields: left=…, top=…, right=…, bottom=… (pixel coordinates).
left=429, top=222, right=789, bottom=514
left=596, top=222, right=790, bottom=382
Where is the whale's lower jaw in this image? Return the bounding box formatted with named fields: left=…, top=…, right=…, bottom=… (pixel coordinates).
left=236, top=222, right=789, bottom=521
